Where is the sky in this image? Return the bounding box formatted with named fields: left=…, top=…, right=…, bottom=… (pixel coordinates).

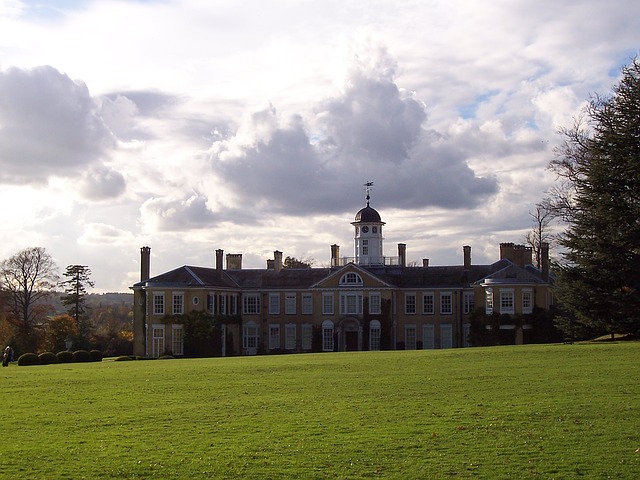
left=0, top=0, right=639, bottom=292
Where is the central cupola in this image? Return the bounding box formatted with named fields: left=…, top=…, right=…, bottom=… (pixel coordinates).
left=352, top=182, right=385, bottom=266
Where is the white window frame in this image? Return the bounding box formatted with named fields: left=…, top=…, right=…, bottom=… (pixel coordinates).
left=405, top=293, right=416, bottom=315
left=285, top=293, right=296, bottom=315
left=207, top=292, right=216, bottom=314
left=269, top=324, right=280, bottom=350
left=269, top=293, right=280, bottom=315
left=440, top=324, right=453, bottom=349
left=301, top=324, right=313, bottom=350
left=322, top=320, right=334, bottom=351
left=243, top=321, right=259, bottom=355
left=500, top=289, right=515, bottom=315
left=463, top=291, right=475, bottom=314
left=153, top=292, right=164, bottom=315
left=422, top=324, right=435, bottom=349
left=220, top=294, right=227, bottom=315
left=322, top=293, right=334, bottom=315
left=522, top=289, right=533, bottom=314
left=301, top=294, right=313, bottom=315
left=440, top=292, right=452, bottom=315
left=151, top=324, right=165, bottom=357
left=340, top=292, right=363, bottom=315
left=405, top=324, right=417, bottom=350
left=485, top=288, right=494, bottom=314
left=243, top=294, right=260, bottom=315
left=422, top=292, right=434, bottom=315
left=369, top=320, right=381, bottom=351
left=172, top=325, right=184, bottom=356
left=172, top=292, right=184, bottom=315
left=340, top=272, right=363, bottom=285
left=369, top=292, right=381, bottom=315
left=285, top=324, right=296, bottom=350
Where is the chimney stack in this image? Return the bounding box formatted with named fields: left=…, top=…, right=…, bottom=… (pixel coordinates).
left=398, top=243, right=406, bottom=267
left=226, top=253, right=243, bottom=270
left=140, top=246, right=151, bottom=282
left=463, top=245, right=471, bottom=270
left=274, top=250, right=283, bottom=272
left=423, top=258, right=429, bottom=267
left=216, top=249, right=224, bottom=275
left=499, top=242, right=532, bottom=267
left=541, top=242, right=550, bottom=281
left=331, top=244, right=340, bottom=267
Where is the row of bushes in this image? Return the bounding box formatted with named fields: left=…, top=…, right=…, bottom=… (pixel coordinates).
left=18, top=350, right=103, bottom=366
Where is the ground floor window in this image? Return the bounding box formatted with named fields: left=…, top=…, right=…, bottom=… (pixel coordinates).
left=243, top=322, right=259, bottom=355
left=151, top=324, right=165, bottom=357
left=301, top=324, right=313, bottom=350
left=172, top=325, right=183, bottom=356
left=423, top=324, right=435, bottom=349
left=322, top=320, right=334, bottom=351
left=285, top=324, right=296, bottom=350
left=440, top=323, right=453, bottom=349
left=269, top=324, right=280, bottom=350
left=405, top=324, right=417, bottom=350
left=369, top=320, right=381, bottom=351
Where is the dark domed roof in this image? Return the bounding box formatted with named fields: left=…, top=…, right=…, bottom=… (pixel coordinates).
left=354, top=205, right=382, bottom=223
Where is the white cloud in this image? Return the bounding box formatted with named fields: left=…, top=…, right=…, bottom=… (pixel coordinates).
left=0, top=0, right=639, bottom=291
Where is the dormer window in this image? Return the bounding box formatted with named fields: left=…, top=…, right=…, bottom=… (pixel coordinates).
left=340, top=272, right=363, bottom=285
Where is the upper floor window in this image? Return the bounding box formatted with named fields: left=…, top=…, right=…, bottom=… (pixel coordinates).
left=340, top=272, right=363, bottom=286
left=422, top=292, right=434, bottom=315
left=322, top=293, right=334, bottom=315
left=362, top=239, right=369, bottom=256
left=243, top=294, right=260, bottom=315
left=340, top=292, right=363, bottom=315
left=302, top=294, right=313, bottom=315
left=172, top=292, right=184, bottom=315
left=440, top=292, right=452, bottom=315
left=486, top=288, right=494, bottom=315
left=500, top=289, right=515, bottom=315
left=405, top=293, right=416, bottom=314
left=369, top=292, right=381, bottom=315
left=463, top=291, right=475, bottom=314
left=522, top=289, right=533, bottom=314
left=153, top=292, right=164, bottom=315
left=269, top=294, right=280, bottom=315
left=285, top=294, right=296, bottom=315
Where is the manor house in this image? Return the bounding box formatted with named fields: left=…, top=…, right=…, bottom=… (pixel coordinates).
left=131, top=191, right=552, bottom=357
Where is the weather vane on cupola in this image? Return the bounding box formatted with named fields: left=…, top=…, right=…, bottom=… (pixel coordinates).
left=363, top=181, right=374, bottom=206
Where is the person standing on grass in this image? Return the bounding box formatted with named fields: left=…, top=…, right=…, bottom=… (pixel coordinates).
left=2, top=346, right=12, bottom=367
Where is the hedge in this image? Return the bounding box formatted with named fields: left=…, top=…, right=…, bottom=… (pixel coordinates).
left=17, top=353, right=40, bottom=366
left=38, top=352, right=58, bottom=365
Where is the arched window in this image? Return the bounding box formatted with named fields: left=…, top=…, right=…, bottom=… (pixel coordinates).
left=340, top=272, right=363, bottom=286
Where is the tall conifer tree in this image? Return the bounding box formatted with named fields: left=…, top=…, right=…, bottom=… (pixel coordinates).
left=548, top=58, right=640, bottom=335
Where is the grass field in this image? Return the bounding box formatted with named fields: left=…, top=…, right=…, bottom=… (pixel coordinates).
left=1, top=342, right=639, bottom=479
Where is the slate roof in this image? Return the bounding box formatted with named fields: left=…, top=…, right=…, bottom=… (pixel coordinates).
left=132, top=258, right=549, bottom=291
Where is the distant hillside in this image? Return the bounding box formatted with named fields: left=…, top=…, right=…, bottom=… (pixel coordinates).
left=45, top=292, right=133, bottom=314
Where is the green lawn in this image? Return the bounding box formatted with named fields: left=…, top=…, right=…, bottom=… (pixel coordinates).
left=1, top=343, right=639, bottom=479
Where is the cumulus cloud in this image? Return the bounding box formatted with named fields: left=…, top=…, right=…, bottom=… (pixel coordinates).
left=79, top=166, right=126, bottom=201
left=140, top=192, right=217, bottom=232
left=208, top=48, right=498, bottom=213
left=0, top=65, right=115, bottom=184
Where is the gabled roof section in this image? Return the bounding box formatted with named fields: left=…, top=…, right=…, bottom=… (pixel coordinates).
left=132, top=265, right=239, bottom=289
left=474, top=259, right=549, bottom=286
left=311, top=263, right=394, bottom=289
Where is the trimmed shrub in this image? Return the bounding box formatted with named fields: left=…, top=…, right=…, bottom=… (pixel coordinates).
left=89, top=350, right=103, bottom=362
left=17, top=353, right=40, bottom=366
left=56, top=351, right=75, bottom=364
left=38, top=352, right=58, bottom=365
left=114, top=355, right=133, bottom=361
left=73, top=350, right=92, bottom=363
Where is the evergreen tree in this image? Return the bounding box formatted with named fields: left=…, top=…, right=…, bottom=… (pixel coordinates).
left=60, top=265, right=95, bottom=347
left=547, top=58, right=640, bottom=336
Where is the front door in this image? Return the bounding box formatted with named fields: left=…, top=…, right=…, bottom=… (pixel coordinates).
left=345, top=331, right=358, bottom=351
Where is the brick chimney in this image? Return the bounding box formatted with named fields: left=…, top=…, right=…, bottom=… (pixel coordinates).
left=398, top=243, right=406, bottom=267
left=463, top=245, right=471, bottom=270
left=274, top=250, right=283, bottom=272
left=541, top=242, right=550, bottom=281
left=499, top=243, right=532, bottom=267
left=140, top=246, right=151, bottom=282
left=226, top=253, right=242, bottom=270
left=423, top=258, right=429, bottom=267
left=216, top=249, right=224, bottom=275
left=331, top=244, right=340, bottom=267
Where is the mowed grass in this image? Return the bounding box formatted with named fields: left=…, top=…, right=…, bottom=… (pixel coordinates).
left=1, top=343, right=639, bottom=479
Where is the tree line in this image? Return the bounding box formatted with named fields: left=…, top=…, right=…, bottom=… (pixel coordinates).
left=0, top=248, right=132, bottom=356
